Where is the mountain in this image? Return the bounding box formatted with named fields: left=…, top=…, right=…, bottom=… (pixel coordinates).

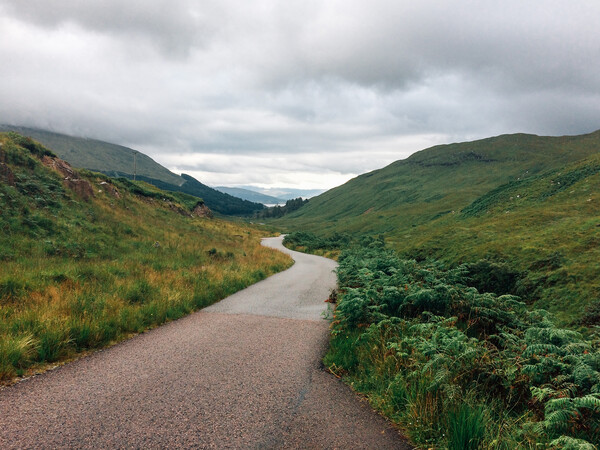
left=136, top=174, right=265, bottom=216
left=0, top=125, right=183, bottom=186
left=0, top=125, right=264, bottom=215
left=279, top=131, right=600, bottom=235
left=215, top=186, right=284, bottom=204
left=238, top=186, right=325, bottom=200
left=278, top=130, right=600, bottom=322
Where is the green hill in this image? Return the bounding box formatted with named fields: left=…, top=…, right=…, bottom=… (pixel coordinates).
left=0, top=125, right=264, bottom=216
left=279, top=130, right=600, bottom=323
left=280, top=131, right=600, bottom=234
left=0, top=131, right=290, bottom=382
left=0, top=125, right=183, bottom=186
left=134, top=174, right=266, bottom=216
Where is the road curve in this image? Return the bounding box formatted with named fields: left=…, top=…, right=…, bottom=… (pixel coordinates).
left=0, top=236, right=411, bottom=449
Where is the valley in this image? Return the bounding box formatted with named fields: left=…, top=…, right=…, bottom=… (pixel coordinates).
left=1, top=128, right=599, bottom=449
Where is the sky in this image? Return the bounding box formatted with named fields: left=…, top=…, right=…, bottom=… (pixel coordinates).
left=1, top=1, right=599, bottom=190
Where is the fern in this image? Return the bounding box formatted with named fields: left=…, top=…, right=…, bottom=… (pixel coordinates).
left=328, top=244, right=600, bottom=448
left=549, top=435, right=597, bottom=450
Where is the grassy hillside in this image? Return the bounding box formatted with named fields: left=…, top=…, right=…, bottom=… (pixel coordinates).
left=0, top=125, right=183, bottom=186
left=280, top=131, right=600, bottom=234
left=0, top=125, right=265, bottom=216
left=391, top=153, right=600, bottom=323
left=279, top=131, right=600, bottom=322
left=0, top=132, right=291, bottom=382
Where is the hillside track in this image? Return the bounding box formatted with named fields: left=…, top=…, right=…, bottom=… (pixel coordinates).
left=0, top=236, right=411, bottom=449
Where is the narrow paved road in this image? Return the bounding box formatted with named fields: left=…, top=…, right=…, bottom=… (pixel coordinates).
left=0, top=236, right=411, bottom=449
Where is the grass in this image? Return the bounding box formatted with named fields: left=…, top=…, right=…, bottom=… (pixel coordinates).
left=278, top=131, right=600, bottom=323
left=0, top=132, right=292, bottom=382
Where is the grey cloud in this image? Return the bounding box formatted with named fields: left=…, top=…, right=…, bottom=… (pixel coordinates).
left=1, top=0, right=219, bottom=56
left=1, top=0, right=599, bottom=189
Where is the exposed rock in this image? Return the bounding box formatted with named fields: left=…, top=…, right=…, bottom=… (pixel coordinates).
left=192, top=203, right=213, bottom=218
left=41, top=155, right=94, bottom=201
left=42, top=155, right=77, bottom=178
left=98, top=181, right=120, bottom=198
left=167, top=202, right=189, bottom=216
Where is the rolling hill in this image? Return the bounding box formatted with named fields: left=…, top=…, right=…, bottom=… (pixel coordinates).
left=280, top=131, right=600, bottom=234
left=0, top=125, right=183, bottom=186
left=0, top=125, right=264, bottom=215
left=278, top=130, right=600, bottom=322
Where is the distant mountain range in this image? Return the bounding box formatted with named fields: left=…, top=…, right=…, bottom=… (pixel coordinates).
left=234, top=186, right=325, bottom=200
left=0, top=125, right=264, bottom=215
left=214, top=187, right=285, bottom=205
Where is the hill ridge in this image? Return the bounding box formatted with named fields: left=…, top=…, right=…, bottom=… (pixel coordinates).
left=277, top=129, right=600, bottom=322
left=0, top=125, right=264, bottom=215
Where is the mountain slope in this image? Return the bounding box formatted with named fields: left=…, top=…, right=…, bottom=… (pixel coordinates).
left=279, top=130, right=600, bottom=323
left=0, top=125, right=264, bottom=215
left=280, top=131, right=600, bottom=234
left=215, top=186, right=284, bottom=204
left=0, top=125, right=183, bottom=186
left=137, top=174, right=266, bottom=216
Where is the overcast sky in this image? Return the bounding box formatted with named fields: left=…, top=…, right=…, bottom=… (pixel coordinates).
left=1, top=1, right=599, bottom=189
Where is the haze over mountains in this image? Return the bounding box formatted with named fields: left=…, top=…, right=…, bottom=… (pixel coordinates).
left=214, top=187, right=285, bottom=205
left=215, top=186, right=325, bottom=204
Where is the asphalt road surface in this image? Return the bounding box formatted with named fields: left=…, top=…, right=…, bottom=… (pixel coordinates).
left=0, top=236, right=411, bottom=449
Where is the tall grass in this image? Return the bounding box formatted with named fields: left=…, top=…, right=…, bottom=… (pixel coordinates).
left=0, top=132, right=292, bottom=382
left=446, top=402, right=487, bottom=450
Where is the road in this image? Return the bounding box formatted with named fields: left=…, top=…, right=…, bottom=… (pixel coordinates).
left=0, top=236, right=411, bottom=449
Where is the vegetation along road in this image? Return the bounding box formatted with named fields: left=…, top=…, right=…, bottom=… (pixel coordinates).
left=0, top=236, right=410, bottom=449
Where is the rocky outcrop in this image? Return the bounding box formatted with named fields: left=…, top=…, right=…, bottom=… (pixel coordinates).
left=42, top=156, right=76, bottom=178
left=167, top=201, right=189, bottom=216
left=64, top=179, right=95, bottom=201
left=192, top=203, right=213, bottom=218
left=98, top=181, right=120, bottom=198
left=41, top=155, right=94, bottom=201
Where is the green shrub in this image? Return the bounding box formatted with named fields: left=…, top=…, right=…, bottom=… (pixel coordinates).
left=36, top=326, right=70, bottom=362
left=464, top=259, right=522, bottom=295
left=328, top=244, right=600, bottom=448
left=0, top=334, right=36, bottom=379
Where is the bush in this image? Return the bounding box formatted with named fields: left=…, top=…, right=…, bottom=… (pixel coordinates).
left=327, top=245, right=600, bottom=448
left=0, top=278, right=28, bottom=304
left=464, top=259, right=522, bottom=295
left=446, top=403, right=487, bottom=450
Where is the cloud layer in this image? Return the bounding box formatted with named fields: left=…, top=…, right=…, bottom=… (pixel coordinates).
left=1, top=1, right=599, bottom=189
